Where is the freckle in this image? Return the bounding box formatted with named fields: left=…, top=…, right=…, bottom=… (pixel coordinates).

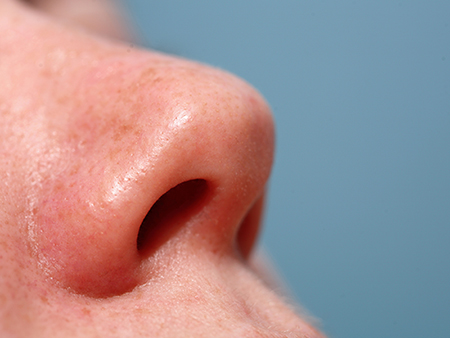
left=107, top=147, right=120, bottom=161
left=133, top=128, right=142, bottom=137
left=53, top=181, right=64, bottom=192
left=82, top=308, right=91, bottom=316
left=134, top=307, right=150, bottom=315
left=113, top=123, right=133, bottom=142
left=40, top=295, right=48, bottom=304
left=57, top=208, right=65, bottom=219
left=56, top=94, right=70, bottom=106
left=69, top=164, right=80, bottom=176
left=138, top=67, right=157, bottom=82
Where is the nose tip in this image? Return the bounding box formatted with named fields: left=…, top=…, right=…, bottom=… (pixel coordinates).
left=139, top=63, right=275, bottom=251
left=34, top=52, right=274, bottom=297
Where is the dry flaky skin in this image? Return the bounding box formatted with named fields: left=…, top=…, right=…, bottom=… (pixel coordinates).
left=0, top=0, right=326, bottom=337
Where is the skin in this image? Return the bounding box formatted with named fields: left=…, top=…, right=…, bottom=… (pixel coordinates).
left=0, top=0, right=326, bottom=337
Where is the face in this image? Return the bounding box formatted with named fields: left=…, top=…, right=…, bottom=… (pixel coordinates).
left=0, top=0, right=325, bottom=336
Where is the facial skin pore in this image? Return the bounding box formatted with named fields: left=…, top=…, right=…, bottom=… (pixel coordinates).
left=0, top=0, right=325, bottom=336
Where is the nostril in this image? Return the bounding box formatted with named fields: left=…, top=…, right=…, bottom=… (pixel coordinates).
left=236, top=195, right=265, bottom=259
left=137, top=179, right=209, bottom=256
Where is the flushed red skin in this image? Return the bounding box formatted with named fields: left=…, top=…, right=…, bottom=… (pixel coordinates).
left=0, top=1, right=325, bottom=337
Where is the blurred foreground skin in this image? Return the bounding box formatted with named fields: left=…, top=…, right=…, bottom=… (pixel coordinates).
left=0, top=0, right=326, bottom=337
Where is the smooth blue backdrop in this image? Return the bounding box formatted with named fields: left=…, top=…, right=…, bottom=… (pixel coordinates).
left=122, top=1, right=450, bottom=337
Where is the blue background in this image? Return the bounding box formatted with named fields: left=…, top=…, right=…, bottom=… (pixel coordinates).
left=122, top=1, right=450, bottom=337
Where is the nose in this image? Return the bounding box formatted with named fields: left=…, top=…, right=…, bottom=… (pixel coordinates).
left=31, top=40, right=274, bottom=297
